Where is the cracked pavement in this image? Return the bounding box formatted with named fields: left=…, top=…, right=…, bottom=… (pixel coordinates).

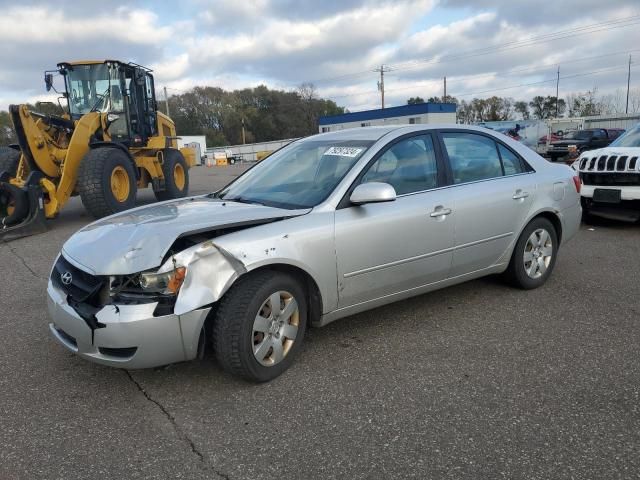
left=1, top=165, right=639, bottom=479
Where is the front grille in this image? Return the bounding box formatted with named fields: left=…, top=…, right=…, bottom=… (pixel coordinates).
left=579, top=154, right=638, bottom=172
left=51, top=256, right=106, bottom=306
left=580, top=172, right=640, bottom=186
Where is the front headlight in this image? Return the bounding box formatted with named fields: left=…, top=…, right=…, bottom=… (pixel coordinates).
left=139, top=267, right=186, bottom=295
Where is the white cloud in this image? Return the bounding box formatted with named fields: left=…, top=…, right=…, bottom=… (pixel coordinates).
left=0, top=0, right=638, bottom=112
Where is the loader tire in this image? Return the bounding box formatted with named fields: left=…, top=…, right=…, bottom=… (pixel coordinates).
left=154, top=149, right=189, bottom=201
left=0, top=182, right=28, bottom=226
left=0, top=147, right=21, bottom=177
left=77, top=147, right=137, bottom=219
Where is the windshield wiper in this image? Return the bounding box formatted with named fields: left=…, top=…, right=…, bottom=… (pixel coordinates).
left=223, top=196, right=265, bottom=206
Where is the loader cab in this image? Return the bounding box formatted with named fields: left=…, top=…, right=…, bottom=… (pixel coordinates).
left=57, top=60, right=158, bottom=146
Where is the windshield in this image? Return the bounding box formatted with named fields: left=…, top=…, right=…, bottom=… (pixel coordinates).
left=64, top=63, right=123, bottom=116
left=217, top=139, right=374, bottom=209
left=563, top=130, right=592, bottom=140
left=609, top=125, right=640, bottom=147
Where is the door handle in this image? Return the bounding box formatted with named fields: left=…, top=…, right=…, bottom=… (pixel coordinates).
left=512, top=190, right=529, bottom=200
left=429, top=206, right=452, bottom=217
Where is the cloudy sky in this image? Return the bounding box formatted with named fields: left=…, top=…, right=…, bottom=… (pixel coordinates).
left=0, top=0, right=638, bottom=111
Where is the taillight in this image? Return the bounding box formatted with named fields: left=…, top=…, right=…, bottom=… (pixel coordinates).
left=572, top=175, right=581, bottom=194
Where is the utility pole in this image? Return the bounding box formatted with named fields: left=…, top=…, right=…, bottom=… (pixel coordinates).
left=242, top=118, right=246, bottom=145
left=626, top=55, right=632, bottom=114
left=163, top=86, right=170, bottom=117
left=555, top=66, right=560, bottom=118
left=375, top=65, right=390, bottom=109
left=444, top=76, right=447, bottom=102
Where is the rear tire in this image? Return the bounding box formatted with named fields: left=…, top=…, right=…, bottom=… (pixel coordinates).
left=77, top=147, right=137, bottom=218
left=213, top=271, right=308, bottom=382
left=154, top=149, right=189, bottom=201
left=505, top=217, right=558, bottom=289
left=0, top=147, right=21, bottom=176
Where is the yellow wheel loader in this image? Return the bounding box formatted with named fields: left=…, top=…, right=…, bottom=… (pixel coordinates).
left=0, top=60, right=196, bottom=240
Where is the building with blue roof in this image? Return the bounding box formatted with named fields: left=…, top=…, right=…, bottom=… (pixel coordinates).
left=318, top=102, right=456, bottom=132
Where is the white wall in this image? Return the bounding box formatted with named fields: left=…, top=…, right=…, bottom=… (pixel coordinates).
left=319, top=111, right=456, bottom=133
left=207, top=138, right=298, bottom=162
left=177, top=135, right=207, bottom=151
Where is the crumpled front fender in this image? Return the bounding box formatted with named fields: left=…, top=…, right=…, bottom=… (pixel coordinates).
left=170, top=241, right=247, bottom=315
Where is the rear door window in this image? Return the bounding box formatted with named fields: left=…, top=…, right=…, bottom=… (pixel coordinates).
left=442, top=133, right=503, bottom=184
left=497, top=144, right=525, bottom=175
left=442, top=132, right=529, bottom=183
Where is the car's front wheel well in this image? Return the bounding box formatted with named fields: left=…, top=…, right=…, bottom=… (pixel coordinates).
left=266, top=265, right=322, bottom=327
left=236, top=264, right=323, bottom=328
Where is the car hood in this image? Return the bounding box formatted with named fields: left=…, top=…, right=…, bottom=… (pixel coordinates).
left=62, top=196, right=311, bottom=275
left=576, top=147, right=640, bottom=169
left=580, top=146, right=640, bottom=158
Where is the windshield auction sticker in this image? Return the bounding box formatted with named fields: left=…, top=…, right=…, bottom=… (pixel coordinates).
left=324, top=146, right=364, bottom=157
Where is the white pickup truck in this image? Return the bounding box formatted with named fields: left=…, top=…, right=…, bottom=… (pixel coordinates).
left=573, top=124, right=640, bottom=222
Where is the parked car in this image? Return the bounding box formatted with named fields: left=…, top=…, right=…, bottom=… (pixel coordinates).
left=538, top=132, right=564, bottom=145
left=47, top=125, right=582, bottom=381
left=547, top=128, right=625, bottom=162
left=574, top=123, right=640, bottom=222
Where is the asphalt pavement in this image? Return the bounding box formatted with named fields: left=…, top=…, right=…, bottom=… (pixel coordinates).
left=1, top=165, right=639, bottom=479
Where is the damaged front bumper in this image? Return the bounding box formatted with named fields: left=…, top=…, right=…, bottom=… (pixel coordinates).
left=47, top=281, right=211, bottom=369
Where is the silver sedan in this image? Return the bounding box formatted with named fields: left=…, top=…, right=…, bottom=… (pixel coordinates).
left=47, top=125, right=582, bottom=381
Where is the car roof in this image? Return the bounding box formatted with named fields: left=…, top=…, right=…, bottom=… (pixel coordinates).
left=312, top=124, right=500, bottom=142
left=313, top=126, right=403, bottom=141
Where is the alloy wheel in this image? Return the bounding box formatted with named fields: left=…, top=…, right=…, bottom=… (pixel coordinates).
left=252, top=290, right=300, bottom=366
left=523, top=228, right=553, bottom=279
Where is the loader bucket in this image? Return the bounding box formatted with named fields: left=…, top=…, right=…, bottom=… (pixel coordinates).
left=0, top=172, right=48, bottom=241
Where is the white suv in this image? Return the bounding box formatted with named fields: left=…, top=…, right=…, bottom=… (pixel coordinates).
left=574, top=124, right=640, bottom=222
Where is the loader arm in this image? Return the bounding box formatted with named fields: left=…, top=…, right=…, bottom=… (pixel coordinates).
left=9, top=104, right=104, bottom=216
left=54, top=112, right=103, bottom=212
left=10, top=104, right=60, bottom=178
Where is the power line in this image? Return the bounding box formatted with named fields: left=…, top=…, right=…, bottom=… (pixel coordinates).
left=374, top=65, right=391, bottom=109
left=387, top=15, right=640, bottom=73
left=301, top=14, right=640, bottom=86
left=451, top=64, right=632, bottom=98
left=339, top=63, right=635, bottom=112
left=162, top=17, right=640, bottom=107
left=319, top=51, right=640, bottom=101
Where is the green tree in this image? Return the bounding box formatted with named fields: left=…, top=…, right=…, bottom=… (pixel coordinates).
left=407, top=96, right=425, bottom=104
left=166, top=84, right=344, bottom=145
left=529, top=95, right=565, bottom=119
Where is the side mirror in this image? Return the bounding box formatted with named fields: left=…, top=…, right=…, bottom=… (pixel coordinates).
left=44, top=73, right=53, bottom=92
left=350, top=182, right=396, bottom=205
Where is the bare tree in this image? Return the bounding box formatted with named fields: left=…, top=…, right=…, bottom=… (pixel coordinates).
left=514, top=101, right=529, bottom=120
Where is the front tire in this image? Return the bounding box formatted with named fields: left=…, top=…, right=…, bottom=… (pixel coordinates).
left=154, top=149, right=189, bottom=201
left=505, top=217, right=558, bottom=289
left=0, top=182, right=28, bottom=226
left=77, top=147, right=138, bottom=218
left=213, top=271, right=308, bottom=382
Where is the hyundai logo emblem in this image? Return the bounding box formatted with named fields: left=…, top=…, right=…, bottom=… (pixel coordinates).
left=60, top=271, right=73, bottom=286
